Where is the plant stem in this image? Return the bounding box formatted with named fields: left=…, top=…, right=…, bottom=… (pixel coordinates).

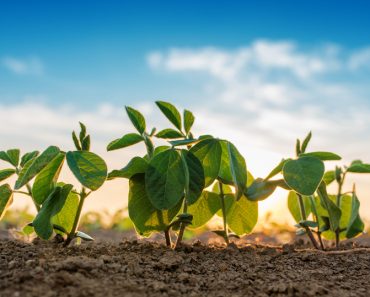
left=175, top=199, right=188, bottom=249
left=164, top=229, right=172, bottom=247
left=25, top=183, right=40, bottom=212
left=64, top=188, right=87, bottom=246
left=309, top=195, right=325, bottom=250
left=219, top=181, right=229, bottom=245
left=317, top=232, right=325, bottom=251
left=15, top=167, right=40, bottom=212
left=297, top=194, right=319, bottom=250
left=335, top=171, right=346, bottom=249
left=143, top=134, right=154, bottom=159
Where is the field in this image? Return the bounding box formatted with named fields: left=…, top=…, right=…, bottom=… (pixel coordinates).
left=1, top=232, right=370, bottom=297
left=1, top=101, right=370, bottom=296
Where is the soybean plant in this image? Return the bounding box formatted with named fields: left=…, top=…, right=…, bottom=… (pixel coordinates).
left=8, top=123, right=107, bottom=245
left=107, top=101, right=204, bottom=248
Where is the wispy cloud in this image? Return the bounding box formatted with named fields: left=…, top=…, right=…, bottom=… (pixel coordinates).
left=348, top=47, right=370, bottom=70
left=147, top=40, right=370, bottom=160
left=2, top=56, right=44, bottom=75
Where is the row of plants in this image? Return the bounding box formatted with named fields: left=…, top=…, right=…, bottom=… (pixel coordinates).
left=0, top=101, right=369, bottom=249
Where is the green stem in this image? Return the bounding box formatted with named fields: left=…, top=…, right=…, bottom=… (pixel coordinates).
left=26, top=183, right=40, bottom=212
left=64, top=188, right=87, bottom=246
left=175, top=199, right=188, bottom=249
left=297, top=194, right=319, bottom=250
left=309, top=195, right=324, bottom=250
left=335, top=171, right=346, bottom=249
left=143, top=134, right=154, bottom=159
left=219, top=181, right=229, bottom=245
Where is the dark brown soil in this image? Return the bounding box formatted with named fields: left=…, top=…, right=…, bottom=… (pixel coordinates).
left=1, top=238, right=369, bottom=297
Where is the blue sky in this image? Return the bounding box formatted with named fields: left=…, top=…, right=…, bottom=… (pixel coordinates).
left=1, top=1, right=370, bottom=220
left=1, top=1, right=370, bottom=107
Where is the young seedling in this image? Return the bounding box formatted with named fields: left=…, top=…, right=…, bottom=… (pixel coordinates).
left=152, top=102, right=259, bottom=247
left=11, top=123, right=107, bottom=245
left=315, top=160, right=369, bottom=248
left=0, top=149, right=40, bottom=221
left=279, top=132, right=342, bottom=249
left=108, top=102, right=205, bottom=248
left=107, top=104, right=181, bottom=247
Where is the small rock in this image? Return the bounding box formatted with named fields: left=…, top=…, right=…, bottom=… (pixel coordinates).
left=8, top=260, right=16, bottom=269
left=26, top=259, right=37, bottom=267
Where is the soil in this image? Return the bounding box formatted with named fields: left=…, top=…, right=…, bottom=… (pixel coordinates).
left=1, top=236, right=370, bottom=297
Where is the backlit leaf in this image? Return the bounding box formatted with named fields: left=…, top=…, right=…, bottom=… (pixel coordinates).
left=283, top=156, right=324, bottom=196
left=66, top=151, right=107, bottom=191
left=107, top=133, right=144, bottom=151
left=155, top=101, right=182, bottom=131
left=15, top=146, right=61, bottom=189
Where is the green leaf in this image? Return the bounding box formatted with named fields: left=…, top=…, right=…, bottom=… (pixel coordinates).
left=180, top=150, right=205, bottom=205
left=32, top=153, right=65, bottom=205
left=155, top=101, right=182, bottom=131
left=6, top=149, right=20, bottom=167
left=347, top=163, right=370, bottom=173
left=79, top=122, right=87, bottom=142
left=33, top=184, right=73, bottom=240
left=155, top=128, right=184, bottom=139
left=0, top=184, right=13, bottom=220
left=0, top=149, right=20, bottom=167
left=125, top=106, right=146, bottom=134
left=168, top=138, right=200, bottom=147
left=145, top=149, right=185, bottom=210
left=183, top=109, right=195, bottom=134
left=188, top=191, right=221, bottom=228
left=81, top=135, right=91, bottom=151
left=315, top=194, right=351, bottom=240
left=75, top=231, right=94, bottom=241
left=0, top=151, right=11, bottom=165
left=346, top=189, right=364, bottom=238
left=0, top=169, right=16, bottom=182
left=245, top=178, right=286, bottom=201
left=301, top=131, right=312, bottom=153
left=283, top=156, right=325, bottom=196
left=299, top=151, right=341, bottom=161
left=15, top=146, right=61, bottom=189
left=66, top=151, right=107, bottom=191
left=108, top=157, right=148, bottom=180
left=218, top=141, right=247, bottom=200
left=52, top=188, right=79, bottom=234
left=316, top=182, right=341, bottom=232
left=20, top=151, right=39, bottom=167
left=226, top=195, right=258, bottom=236
left=72, top=131, right=82, bottom=150
left=129, top=174, right=181, bottom=236
left=190, top=138, right=222, bottom=187
left=107, top=133, right=144, bottom=151
left=22, top=224, right=35, bottom=235
left=323, top=170, right=336, bottom=185
left=287, top=191, right=311, bottom=223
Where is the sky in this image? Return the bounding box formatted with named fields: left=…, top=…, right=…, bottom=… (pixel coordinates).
left=1, top=1, right=370, bottom=224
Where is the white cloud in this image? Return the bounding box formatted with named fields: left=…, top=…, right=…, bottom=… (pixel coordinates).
left=147, top=40, right=370, bottom=161
left=2, top=56, right=44, bottom=75
left=348, top=47, right=370, bottom=70
left=147, top=40, right=370, bottom=222
left=148, top=41, right=340, bottom=82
